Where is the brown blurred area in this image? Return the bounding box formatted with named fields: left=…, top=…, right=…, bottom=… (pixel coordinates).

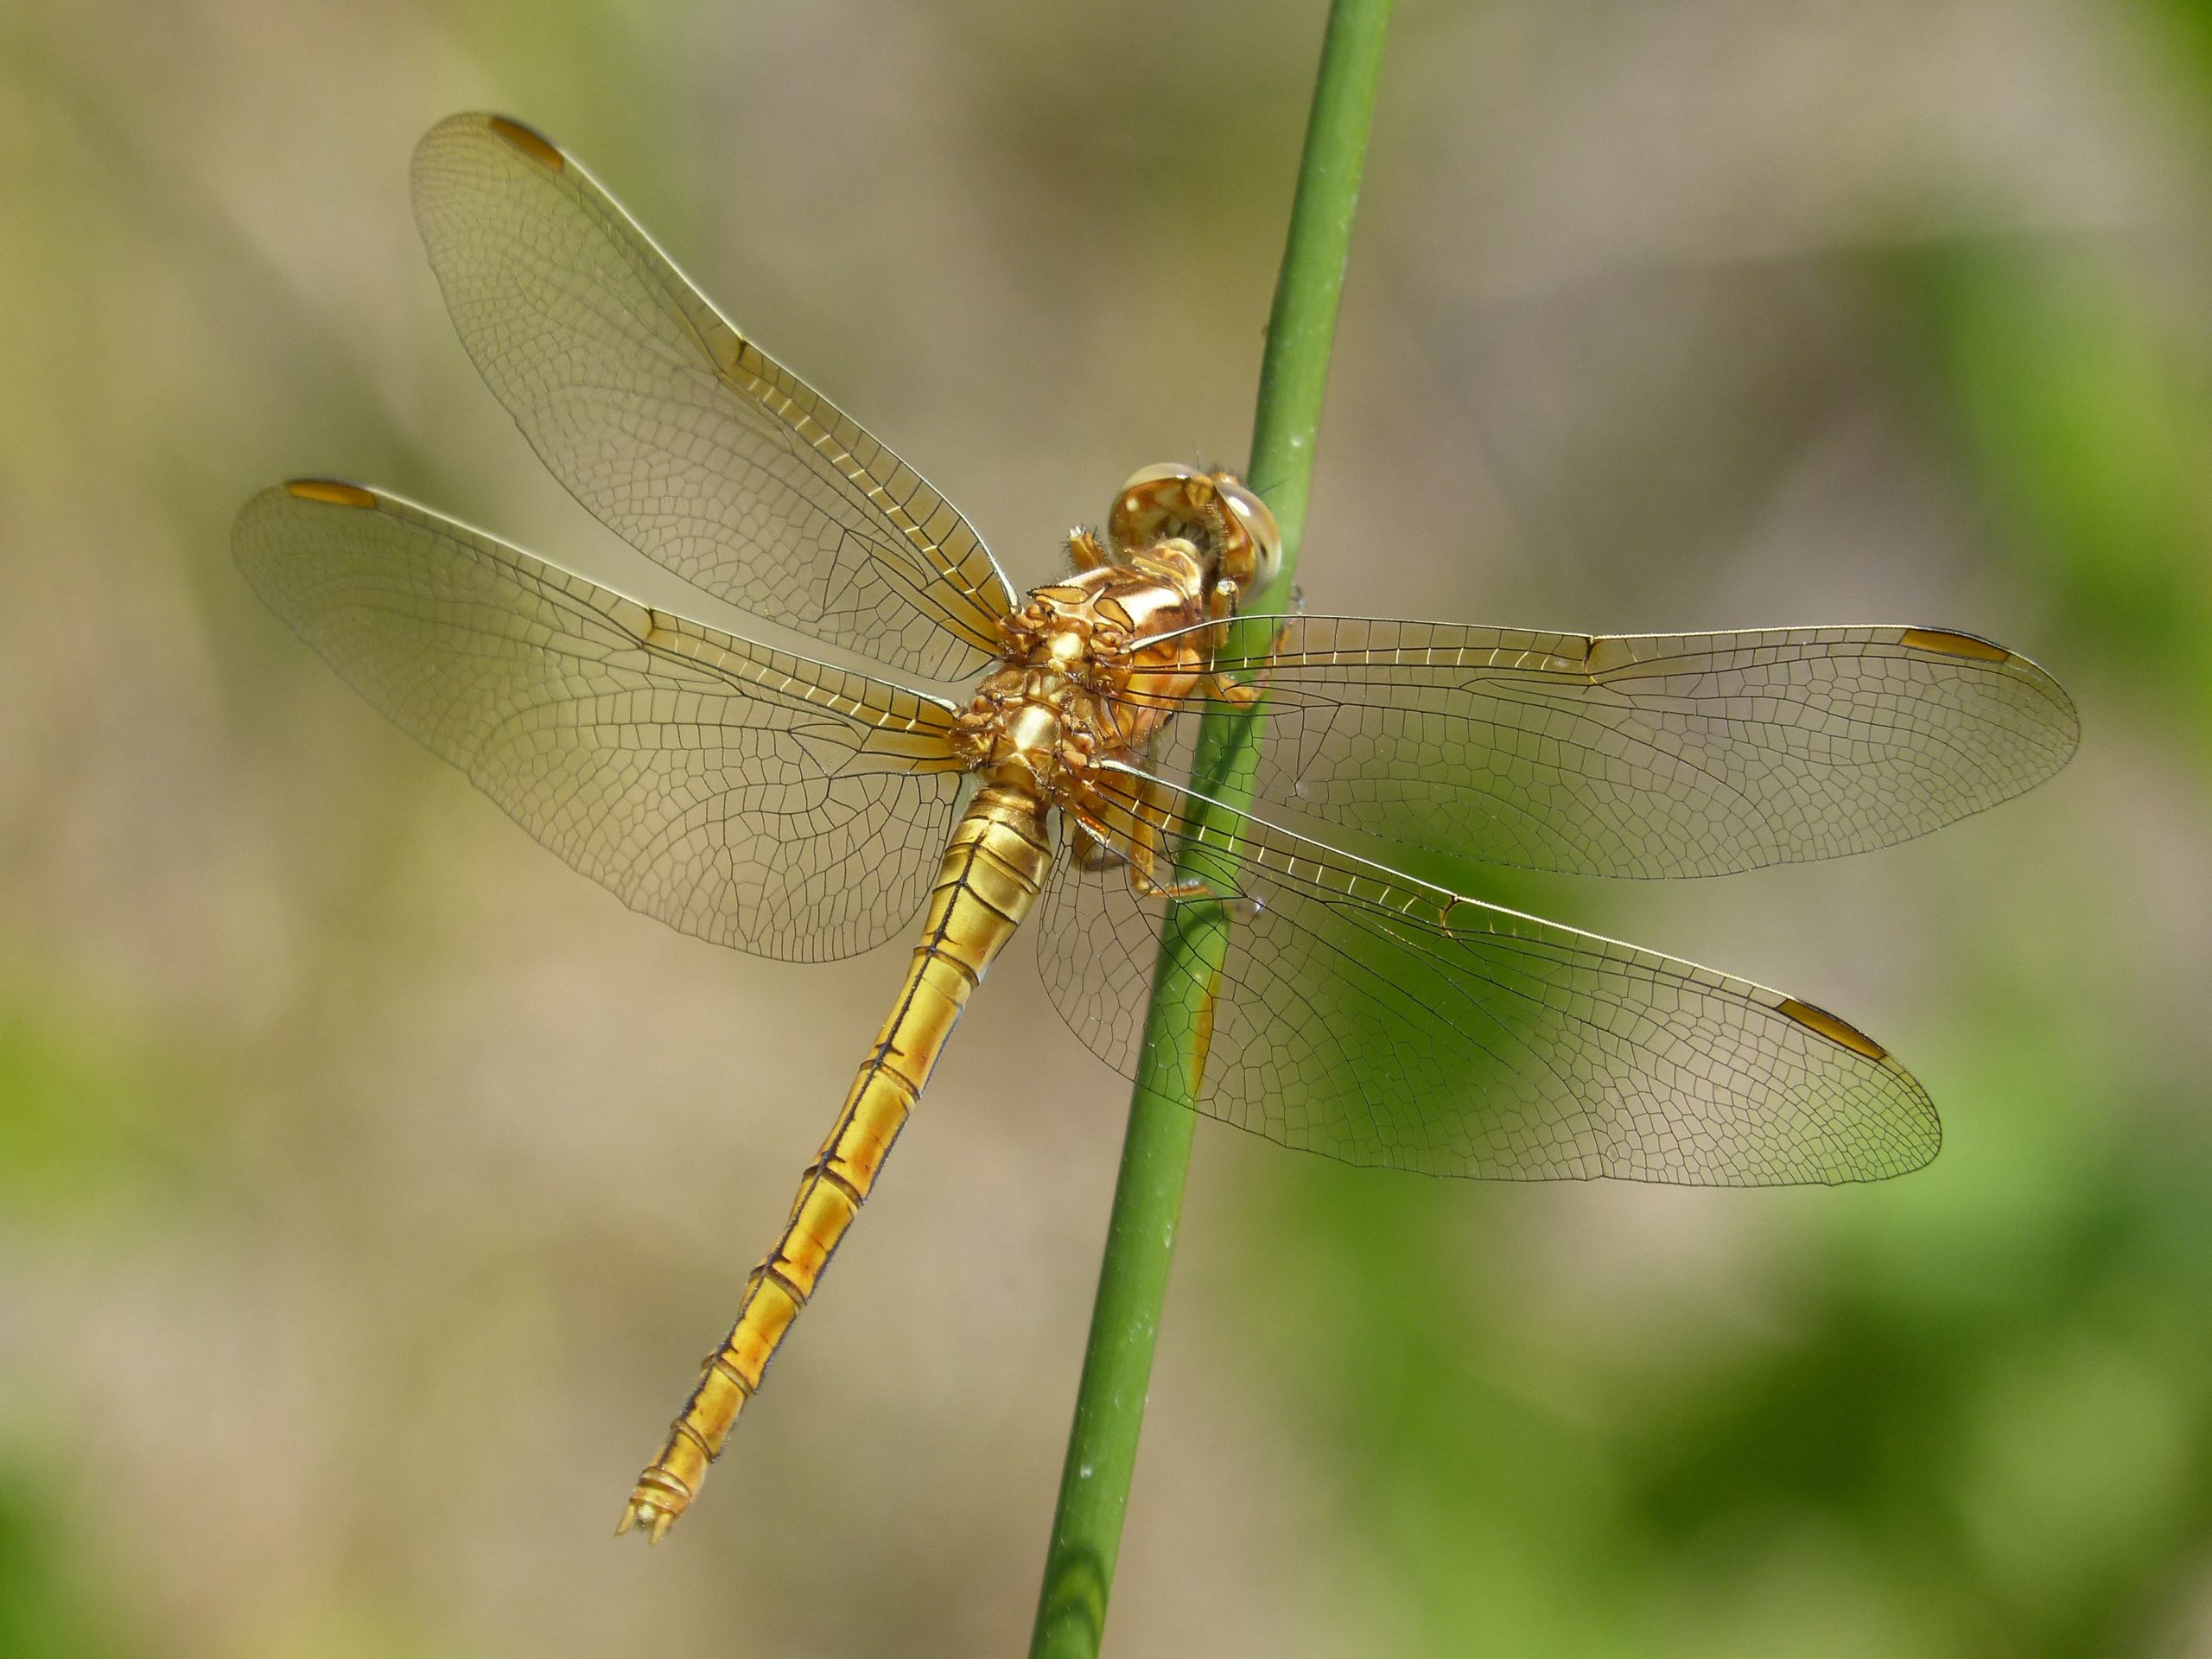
left=3, top=3, right=2210, bottom=1656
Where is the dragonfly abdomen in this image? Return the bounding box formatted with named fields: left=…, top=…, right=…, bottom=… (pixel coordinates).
left=620, top=780, right=1054, bottom=1541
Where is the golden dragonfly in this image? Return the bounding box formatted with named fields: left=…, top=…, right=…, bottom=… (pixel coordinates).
left=235, top=113, right=2078, bottom=1542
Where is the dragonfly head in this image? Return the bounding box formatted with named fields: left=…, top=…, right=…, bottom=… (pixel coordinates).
left=1109, top=465, right=1282, bottom=610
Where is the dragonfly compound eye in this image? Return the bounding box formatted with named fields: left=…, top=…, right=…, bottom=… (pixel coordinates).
left=1109, top=463, right=1203, bottom=557
left=1214, top=477, right=1282, bottom=594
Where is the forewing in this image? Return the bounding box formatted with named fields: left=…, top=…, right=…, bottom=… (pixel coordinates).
left=1125, top=619, right=2076, bottom=876
left=1036, top=765, right=1938, bottom=1185
left=410, top=112, right=1014, bottom=680
left=234, top=480, right=965, bottom=962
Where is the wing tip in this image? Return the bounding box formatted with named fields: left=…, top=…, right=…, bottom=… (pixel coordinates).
left=232, top=480, right=385, bottom=589
left=1898, top=623, right=2082, bottom=776
left=1845, top=1103, right=1942, bottom=1184
left=1844, top=1075, right=1942, bottom=1183
left=415, top=111, right=566, bottom=174
left=1769, top=995, right=1945, bottom=1184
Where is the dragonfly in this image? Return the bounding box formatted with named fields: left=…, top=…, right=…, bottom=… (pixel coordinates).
left=234, top=113, right=2079, bottom=1543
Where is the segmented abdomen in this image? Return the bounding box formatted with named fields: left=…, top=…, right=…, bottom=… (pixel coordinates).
left=621, top=780, right=1055, bottom=1539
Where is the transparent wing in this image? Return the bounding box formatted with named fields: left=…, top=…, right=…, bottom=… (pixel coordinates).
left=234, top=480, right=967, bottom=963
left=1036, top=763, right=1938, bottom=1185
left=1122, top=619, right=2076, bottom=877
left=410, top=112, right=1014, bottom=681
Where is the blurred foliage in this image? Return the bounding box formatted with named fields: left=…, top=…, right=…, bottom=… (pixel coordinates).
left=0, top=993, right=205, bottom=1219
left=1233, top=1046, right=2212, bottom=1656
left=0, top=1464, right=125, bottom=1659
left=1219, top=8, right=2212, bottom=1654
left=1891, top=240, right=2212, bottom=743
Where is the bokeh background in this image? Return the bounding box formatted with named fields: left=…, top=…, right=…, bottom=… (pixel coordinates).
left=3, top=2, right=2209, bottom=1654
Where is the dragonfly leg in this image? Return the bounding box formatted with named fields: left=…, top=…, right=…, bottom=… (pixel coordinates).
left=1068, top=816, right=1124, bottom=873
left=1199, top=606, right=1304, bottom=705
left=1067, top=527, right=1111, bottom=571
left=1063, top=799, right=1201, bottom=900
left=1067, top=790, right=1259, bottom=922
left=1199, top=670, right=1265, bottom=708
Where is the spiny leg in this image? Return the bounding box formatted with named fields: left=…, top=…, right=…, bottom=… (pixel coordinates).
left=1067, top=528, right=1110, bottom=572
left=1067, top=784, right=1258, bottom=920
left=1069, top=816, right=1125, bottom=874
left=1199, top=668, right=1266, bottom=708
left=1198, top=606, right=1306, bottom=704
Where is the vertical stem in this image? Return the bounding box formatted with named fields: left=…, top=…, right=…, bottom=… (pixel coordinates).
left=1027, top=5, right=1392, bottom=1656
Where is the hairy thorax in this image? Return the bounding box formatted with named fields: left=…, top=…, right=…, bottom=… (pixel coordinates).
left=950, top=560, right=1211, bottom=803
left=948, top=464, right=1284, bottom=857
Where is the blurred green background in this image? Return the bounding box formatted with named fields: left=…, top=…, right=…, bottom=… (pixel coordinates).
left=3, top=2, right=2209, bottom=1654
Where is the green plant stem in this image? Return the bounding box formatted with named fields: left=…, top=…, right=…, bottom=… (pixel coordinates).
left=1027, top=6, right=1392, bottom=1656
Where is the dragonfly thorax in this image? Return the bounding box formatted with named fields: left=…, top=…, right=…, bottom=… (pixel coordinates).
left=951, top=561, right=1216, bottom=799
left=946, top=466, right=1288, bottom=807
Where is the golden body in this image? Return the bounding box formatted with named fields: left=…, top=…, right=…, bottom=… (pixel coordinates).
left=239, top=114, right=2078, bottom=1552
left=620, top=469, right=1281, bottom=1540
